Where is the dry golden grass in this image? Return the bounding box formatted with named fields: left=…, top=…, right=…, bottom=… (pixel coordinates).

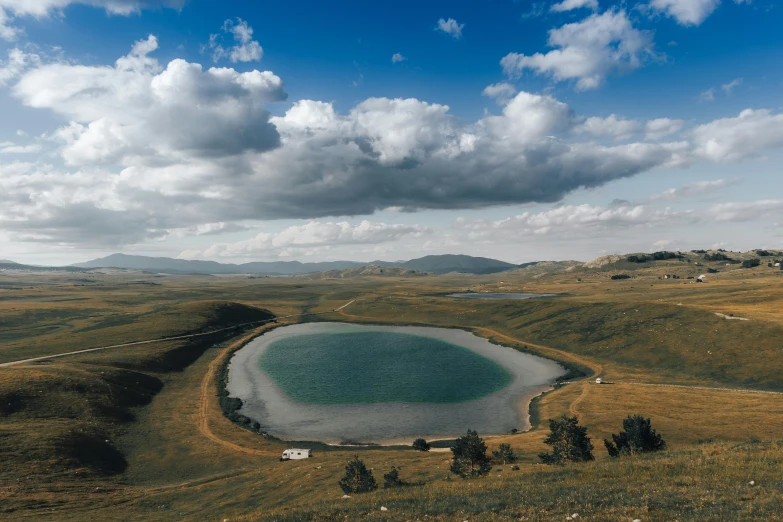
left=1, top=263, right=783, bottom=519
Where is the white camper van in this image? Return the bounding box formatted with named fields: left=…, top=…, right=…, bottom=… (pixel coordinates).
left=281, top=448, right=312, bottom=461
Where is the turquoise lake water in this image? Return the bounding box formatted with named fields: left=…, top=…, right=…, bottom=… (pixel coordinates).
left=227, top=323, right=566, bottom=444
left=260, top=332, right=512, bottom=405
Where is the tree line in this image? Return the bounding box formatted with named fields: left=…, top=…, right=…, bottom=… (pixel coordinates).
left=338, top=414, right=666, bottom=494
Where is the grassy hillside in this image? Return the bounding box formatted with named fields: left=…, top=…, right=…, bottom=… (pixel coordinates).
left=1, top=262, right=783, bottom=520
left=340, top=285, right=783, bottom=391
left=0, top=301, right=273, bottom=509
left=257, top=441, right=783, bottom=521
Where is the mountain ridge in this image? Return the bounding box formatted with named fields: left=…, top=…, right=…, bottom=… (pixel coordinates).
left=72, top=253, right=522, bottom=275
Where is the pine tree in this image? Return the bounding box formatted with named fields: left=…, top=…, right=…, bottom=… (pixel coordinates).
left=604, top=415, right=667, bottom=457
left=492, top=443, right=518, bottom=464
left=539, top=415, right=594, bottom=465
left=450, top=430, right=492, bottom=478
left=338, top=455, right=377, bottom=494
left=383, top=466, right=409, bottom=488
left=412, top=438, right=431, bottom=452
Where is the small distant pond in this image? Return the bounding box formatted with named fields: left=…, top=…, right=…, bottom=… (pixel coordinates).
left=226, top=322, right=566, bottom=444
left=0, top=296, right=89, bottom=303
left=447, top=293, right=557, bottom=300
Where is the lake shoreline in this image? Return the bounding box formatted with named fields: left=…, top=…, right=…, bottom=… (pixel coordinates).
left=226, top=322, right=568, bottom=445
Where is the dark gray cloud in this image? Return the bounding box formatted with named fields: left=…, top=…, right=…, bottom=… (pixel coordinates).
left=2, top=38, right=783, bottom=248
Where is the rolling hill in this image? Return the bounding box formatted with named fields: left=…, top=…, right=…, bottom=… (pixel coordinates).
left=385, top=254, right=521, bottom=274
left=300, top=264, right=429, bottom=279
left=73, top=253, right=366, bottom=275
left=72, top=253, right=523, bottom=275
left=3, top=248, right=783, bottom=519
left=0, top=261, right=88, bottom=273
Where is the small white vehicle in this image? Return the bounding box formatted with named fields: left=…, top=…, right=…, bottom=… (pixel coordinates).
left=595, top=377, right=603, bottom=384
left=281, top=448, right=312, bottom=461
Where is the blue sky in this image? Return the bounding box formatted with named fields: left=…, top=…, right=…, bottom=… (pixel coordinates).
left=0, top=0, right=782, bottom=265
left=14, top=0, right=783, bottom=120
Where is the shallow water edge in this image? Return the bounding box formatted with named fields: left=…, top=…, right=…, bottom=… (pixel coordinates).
left=226, top=322, right=568, bottom=445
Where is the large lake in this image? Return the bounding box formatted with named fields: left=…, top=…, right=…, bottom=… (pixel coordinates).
left=226, top=323, right=566, bottom=444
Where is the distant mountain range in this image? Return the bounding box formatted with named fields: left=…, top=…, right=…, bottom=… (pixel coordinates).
left=300, top=264, right=430, bottom=279
left=72, top=253, right=522, bottom=275
left=0, top=260, right=88, bottom=273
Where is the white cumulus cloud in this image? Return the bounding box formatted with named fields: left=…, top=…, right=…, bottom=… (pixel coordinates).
left=704, top=200, right=783, bottom=222
left=576, top=114, right=640, bottom=140
left=4, top=36, right=783, bottom=250
left=691, top=109, right=783, bottom=161
left=458, top=204, right=680, bottom=240
left=0, top=0, right=184, bottom=38
left=0, top=0, right=185, bottom=17
left=550, top=0, right=599, bottom=13
left=645, top=118, right=685, bottom=140
left=501, top=9, right=656, bottom=90
left=482, top=82, right=517, bottom=103
left=0, top=142, right=42, bottom=154
left=207, top=18, right=263, bottom=63
left=14, top=35, right=286, bottom=166
left=0, top=7, right=20, bottom=41
left=436, top=18, right=464, bottom=39
left=651, top=178, right=741, bottom=200
left=647, top=0, right=721, bottom=26
left=189, top=220, right=430, bottom=259
left=0, top=48, right=41, bottom=86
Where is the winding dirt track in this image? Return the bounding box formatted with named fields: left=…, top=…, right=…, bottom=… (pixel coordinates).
left=569, top=382, right=590, bottom=418
left=0, top=309, right=345, bottom=368
left=194, top=302, right=358, bottom=455
left=196, top=326, right=278, bottom=456
left=13, top=298, right=783, bottom=519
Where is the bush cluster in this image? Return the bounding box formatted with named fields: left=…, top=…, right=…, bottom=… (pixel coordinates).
left=412, top=438, right=431, bottom=452
left=704, top=252, right=732, bottom=262
left=450, top=430, right=493, bottom=478
left=627, top=251, right=683, bottom=263
left=605, top=415, right=667, bottom=457
left=539, top=415, right=594, bottom=465
left=338, top=416, right=667, bottom=494
left=338, top=459, right=422, bottom=494
left=338, top=456, right=377, bottom=494
left=537, top=414, right=666, bottom=464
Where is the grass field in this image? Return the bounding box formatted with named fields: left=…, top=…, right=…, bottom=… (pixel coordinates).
left=1, top=259, right=782, bottom=520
